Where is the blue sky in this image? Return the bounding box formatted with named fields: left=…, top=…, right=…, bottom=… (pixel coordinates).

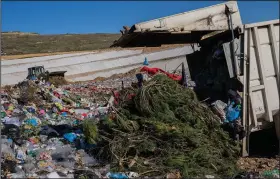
left=2, top=1, right=279, bottom=35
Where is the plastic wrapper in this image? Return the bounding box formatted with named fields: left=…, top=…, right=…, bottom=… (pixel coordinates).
left=23, top=163, right=36, bottom=172
left=51, top=145, right=74, bottom=162
left=37, top=161, right=55, bottom=172
left=2, top=116, right=21, bottom=127
left=1, top=143, right=15, bottom=156
left=81, top=153, right=98, bottom=167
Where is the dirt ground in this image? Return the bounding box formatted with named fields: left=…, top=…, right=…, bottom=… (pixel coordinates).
left=237, top=157, right=279, bottom=173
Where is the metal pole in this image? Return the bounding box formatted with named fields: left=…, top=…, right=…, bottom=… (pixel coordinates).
left=226, top=5, right=239, bottom=77
left=0, top=0, right=2, bottom=175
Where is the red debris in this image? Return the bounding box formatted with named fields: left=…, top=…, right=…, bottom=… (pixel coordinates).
left=140, top=66, right=182, bottom=81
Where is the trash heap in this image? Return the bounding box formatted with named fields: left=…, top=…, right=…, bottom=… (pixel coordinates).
left=1, top=80, right=113, bottom=178
left=0, top=71, right=246, bottom=178
left=94, top=74, right=241, bottom=178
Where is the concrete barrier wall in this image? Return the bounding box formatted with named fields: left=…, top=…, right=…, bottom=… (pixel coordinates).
left=1, top=45, right=198, bottom=85
left=70, top=56, right=189, bottom=82
left=2, top=52, right=95, bottom=66
left=2, top=50, right=143, bottom=74
left=48, top=46, right=193, bottom=76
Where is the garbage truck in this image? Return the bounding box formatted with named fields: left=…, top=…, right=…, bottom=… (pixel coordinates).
left=221, top=19, right=279, bottom=156
left=113, top=1, right=279, bottom=156
left=187, top=17, right=279, bottom=157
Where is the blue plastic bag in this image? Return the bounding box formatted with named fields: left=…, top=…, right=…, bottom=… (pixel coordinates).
left=63, top=133, right=77, bottom=143
left=27, top=107, right=36, bottom=113
left=26, top=118, right=38, bottom=126
left=136, top=73, right=144, bottom=87
left=61, top=112, right=68, bottom=117
left=226, top=102, right=241, bottom=122
left=107, top=172, right=128, bottom=179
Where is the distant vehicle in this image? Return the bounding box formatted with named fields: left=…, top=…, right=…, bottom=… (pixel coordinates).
left=26, top=66, right=67, bottom=82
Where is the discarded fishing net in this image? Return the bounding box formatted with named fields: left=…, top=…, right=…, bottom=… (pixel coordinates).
left=93, top=74, right=240, bottom=178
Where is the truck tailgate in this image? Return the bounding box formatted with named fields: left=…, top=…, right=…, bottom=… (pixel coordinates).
left=243, top=19, right=279, bottom=128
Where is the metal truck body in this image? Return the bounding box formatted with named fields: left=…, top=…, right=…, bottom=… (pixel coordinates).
left=213, top=19, right=279, bottom=156
left=112, top=1, right=243, bottom=47
left=132, top=1, right=242, bottom=33
left=239, top=20, right=279, bottom=156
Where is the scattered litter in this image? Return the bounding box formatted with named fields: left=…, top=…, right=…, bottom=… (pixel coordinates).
left=0, top=64, right=270, bottom=179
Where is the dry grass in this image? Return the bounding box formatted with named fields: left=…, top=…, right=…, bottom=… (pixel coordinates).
left=2, top=45, right=185, bottom=61
left=1, top=51, right=95, bottom=60
left=2, top=32, right=186, bottom=60
left=2, top=32, right=121, bottom=56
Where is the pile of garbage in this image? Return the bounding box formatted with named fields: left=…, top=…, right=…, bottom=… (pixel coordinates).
left=1, top=80, right=114, bottom=178
left=94, top=74, right=241, bottom=178
left=0, top=67, right=276, bottom=178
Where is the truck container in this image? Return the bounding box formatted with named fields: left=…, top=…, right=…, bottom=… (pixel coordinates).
left=112, top=1, right=243, bottom=47
left=231, top=19, right=279, bottom=156
left=187, top=19, right=279, bottom=157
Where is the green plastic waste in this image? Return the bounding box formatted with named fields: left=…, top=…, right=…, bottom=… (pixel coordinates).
left=262, top=169, right=280, bottom=178
left=27, top=150, right=37, bottom=157
left=1, top=112, right=6, bottom=118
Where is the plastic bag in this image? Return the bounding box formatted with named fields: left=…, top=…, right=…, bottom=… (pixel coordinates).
left=2, top=117, right=21, bottom=127
left=23, top=163, right=36, bottom=172
left=51, top=146, right=75, bottom=169
left=226, top=102, right=241, bottom=122
left=51, top=145, right=74, bottom=160
left=16, top=149, right=27, bottom=161
left=37, top=160, right=55, bottom=172
left=47, top=172, right=61, bottom=178
left=107, top=172, right=128, bottom=179
left=211, top=100, right=227, bottom=121
left=1, top=143, right=15, bottom=156
left=262, top=169, right=280, bottom=178
left=81, top=154, right=98, bottom=167
left=9, top=172, right=26, bottom=178
left=25, top=118, right=38, bottom=126
left=63, top=133, right=77, bottom=143
left=40, top=126, right=59, bottom=137
left=56, top=160, right=75, bottom=169
left=3, top=124, right=20, bottom=139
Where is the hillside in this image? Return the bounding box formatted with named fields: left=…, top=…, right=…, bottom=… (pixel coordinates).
left=1, top=32, right=121, bottom=56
